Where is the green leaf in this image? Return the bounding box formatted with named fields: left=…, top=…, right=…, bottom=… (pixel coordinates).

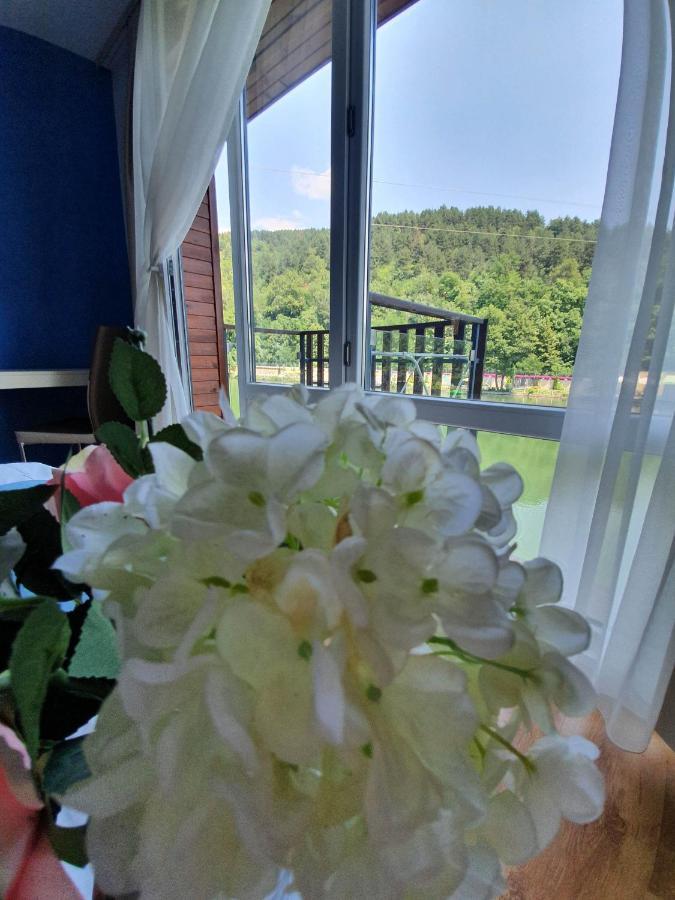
left=68, top=601, right=120, bottom=680
left=39, top=672, right=113, bottom=743
left=0, top=595, right=42, bottom=616
left=60, top=488, right=81, bottom=526
left=109, top=338, right=167, bottom=421
left=15, top=507, right=82, bottom=599
left=0, top=484, right=56, bottom=535
left=151, top=424, right=203, bottom=461
left=0, top=597, right=43, bottom=672
left=10, top=601, right=70, bottom=760
left=96, top=420, right=153, bottom=478
left=43, top=737, right=91, bottom=796
left=47, top=823, right=88, bottom=868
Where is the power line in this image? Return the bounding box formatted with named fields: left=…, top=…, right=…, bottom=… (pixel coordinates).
left=247, top=164, right=602, bottom=214
left=371, top=221, right=597, bottom=244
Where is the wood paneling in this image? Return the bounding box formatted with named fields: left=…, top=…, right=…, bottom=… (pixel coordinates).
left=246, top=0, right=419, bottom=120
left=501, top=712, right=675, bottom=899
left=181, top=178, right=227, bottom=414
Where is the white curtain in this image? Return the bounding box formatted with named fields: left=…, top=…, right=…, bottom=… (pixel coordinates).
left=541, top=0, right=675, bottom=753
left=132, top=0, right=271, bottom=426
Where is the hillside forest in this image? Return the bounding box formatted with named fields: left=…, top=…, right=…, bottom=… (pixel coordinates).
left=219, top=205, right=597, bottom=383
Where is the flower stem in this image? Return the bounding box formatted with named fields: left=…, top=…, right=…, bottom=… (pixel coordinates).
left=479, top=724, right=535, bottom=773
left=429, top=636, right=535, bottom=679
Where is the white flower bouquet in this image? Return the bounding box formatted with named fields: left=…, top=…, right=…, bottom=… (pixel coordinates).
left=0, top=339, right=603, bottom=899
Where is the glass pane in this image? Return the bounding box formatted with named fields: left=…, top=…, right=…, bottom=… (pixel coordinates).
left=368, top=0, right=622, bottom=406
left=245, top=0, right=332, bottom=387
left=477, top=431, right=559, bottom=560
left=213, top=143, right=239, bottom=416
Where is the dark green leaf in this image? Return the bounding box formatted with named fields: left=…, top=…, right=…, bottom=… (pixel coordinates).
left=96, top=420, right=153, bottom=478
left=109, top=339, right=167, bottom=421
left=68, top=602, right=120, bottom=680
left=10, top=601, right=70, bottom=759
left=39, top=672, right=114, bottom=743
left=0, top=596, right=44, bottom=671
left=0, top=595, right=42, bottom=616
left=0, top=619, right=22, bottom=672
left=0, top=484, right=56, bottom=535
left=43, top=737, right=91, bottom=796
left=151, top=424, right=203, bottom=461
left=47, top=823, right=88, bottom=868
left=60, top=489, right=81, bottom=527
left=15, top=507, right=82, bottom=599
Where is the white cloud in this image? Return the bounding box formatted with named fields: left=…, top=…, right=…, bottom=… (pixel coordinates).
left=291, top=165, right=331, bottom=201
left=253, top=211, right=304, bottom=231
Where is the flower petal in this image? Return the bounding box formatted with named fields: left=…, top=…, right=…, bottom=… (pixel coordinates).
left=531, top=604, right=591, bottom=656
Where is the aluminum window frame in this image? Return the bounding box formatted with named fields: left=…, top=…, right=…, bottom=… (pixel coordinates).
left=228, top=0, right=568, bottom=441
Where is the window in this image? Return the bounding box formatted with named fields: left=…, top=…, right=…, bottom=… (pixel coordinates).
left=220, top=0, right=623, bottom=445
left=477, top=431, right=558, bottom=560
left=238, top=1, right=332, bottom=389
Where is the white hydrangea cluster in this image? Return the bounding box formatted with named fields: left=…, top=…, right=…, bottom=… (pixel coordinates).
left=57, top=386, right=603, bottom=900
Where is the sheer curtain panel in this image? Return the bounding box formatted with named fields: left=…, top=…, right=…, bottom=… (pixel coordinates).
left=542, top=0, right=675, bottom=752
left=132, top=0, right=271, bottom=425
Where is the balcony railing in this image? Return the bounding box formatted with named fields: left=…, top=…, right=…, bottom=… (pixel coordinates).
left=224, top=293, right=488, bottom=400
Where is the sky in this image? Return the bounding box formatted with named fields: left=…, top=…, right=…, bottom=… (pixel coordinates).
left=214, top=0, right=623, bottom=232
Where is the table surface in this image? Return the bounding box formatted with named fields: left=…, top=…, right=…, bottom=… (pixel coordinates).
left=0, top=369, right=89, bottom=389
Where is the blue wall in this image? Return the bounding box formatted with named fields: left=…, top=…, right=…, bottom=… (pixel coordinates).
left=0, top=26, right=132, bottom=464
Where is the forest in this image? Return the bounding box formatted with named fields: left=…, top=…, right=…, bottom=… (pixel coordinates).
left=219, top=205, right=598, bottom=382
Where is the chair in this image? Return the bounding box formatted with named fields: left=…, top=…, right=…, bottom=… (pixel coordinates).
left=15, top=326, right=133, bottom=461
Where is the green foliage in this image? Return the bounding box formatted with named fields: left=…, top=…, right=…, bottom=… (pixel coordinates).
left=68, top=601, right=120, bottom=680
left=47, top=823, right=88, bottom=868
left=96, top=421, right=153, bottom=478
left=43, top=736, right=91, bottom=795
left=15, top=506, right=82, bottom=598
left=152, top=424, right=203, bottom=461
left=221, top=206, right=597, bottom=378
left=60, top=488, right=81, bottom=527
left=109, top=339, right=167, bottom=421
left=10, top=601, right=70, bottom=760
left=39, top=672, right=114, bottom=745
left=0, top=484, right=56, bottom=535
left=0, top=597, right=42, bottom=672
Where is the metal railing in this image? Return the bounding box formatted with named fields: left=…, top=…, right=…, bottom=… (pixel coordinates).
left=224, top=293, right=488, bottom=400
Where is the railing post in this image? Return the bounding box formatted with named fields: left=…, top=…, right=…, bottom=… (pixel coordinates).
left=306, top=333, right=314, bottom=387
left=452, top=321, right=466, bottom=392
left=413, top=326, right=426, bottom=395
left=431, top=324, right=444, bottom=396
left=317, top=332, right=325, bottom=387
left=299, top=333, right=306, bottom=385
left=381, top=331, right=392, bottom=392
left=396, top=327, right=408, bottom=393
left=468, top=319, right=488, bottom=400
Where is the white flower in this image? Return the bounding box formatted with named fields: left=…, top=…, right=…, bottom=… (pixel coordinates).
left=172, top=424, right=328, bottom=562
left=52, top=383, right=601, bottom=899
left=514, top=557, right=591, bottom=656
left=516, top=735, right=605, bottom=850
left=125, top=442, right=197, bottom=529
left=57, top=502, right=149, bottom=587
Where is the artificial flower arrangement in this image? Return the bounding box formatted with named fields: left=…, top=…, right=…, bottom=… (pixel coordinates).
left=0, top=332, right=603, bottom=899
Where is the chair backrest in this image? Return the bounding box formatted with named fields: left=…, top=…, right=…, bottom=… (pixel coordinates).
left=88, top=326, right=134, bottom=432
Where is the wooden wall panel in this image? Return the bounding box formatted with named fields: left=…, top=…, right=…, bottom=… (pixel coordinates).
left=181, top=179, right=228, bottom=415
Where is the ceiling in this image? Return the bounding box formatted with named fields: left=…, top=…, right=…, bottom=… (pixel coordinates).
left=0, top=0, right=132, bottom=64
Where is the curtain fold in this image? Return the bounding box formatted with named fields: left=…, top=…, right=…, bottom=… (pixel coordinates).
left=541, top=0, right=675, bottom=752
left=132, top=0, right=271, bottom=426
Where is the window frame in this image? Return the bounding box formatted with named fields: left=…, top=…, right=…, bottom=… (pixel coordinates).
left=227, top=0, right=571, bottom=441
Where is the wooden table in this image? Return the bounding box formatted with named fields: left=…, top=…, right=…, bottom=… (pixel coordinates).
left=0, top=370, right=89, bottom=389
left=501, top=712, right=675, bottom=899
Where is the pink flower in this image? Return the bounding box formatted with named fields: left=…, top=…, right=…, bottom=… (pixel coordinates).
left=47, top=445, right=133, bottom=519
left=0, top=724, right=81, bottom=899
